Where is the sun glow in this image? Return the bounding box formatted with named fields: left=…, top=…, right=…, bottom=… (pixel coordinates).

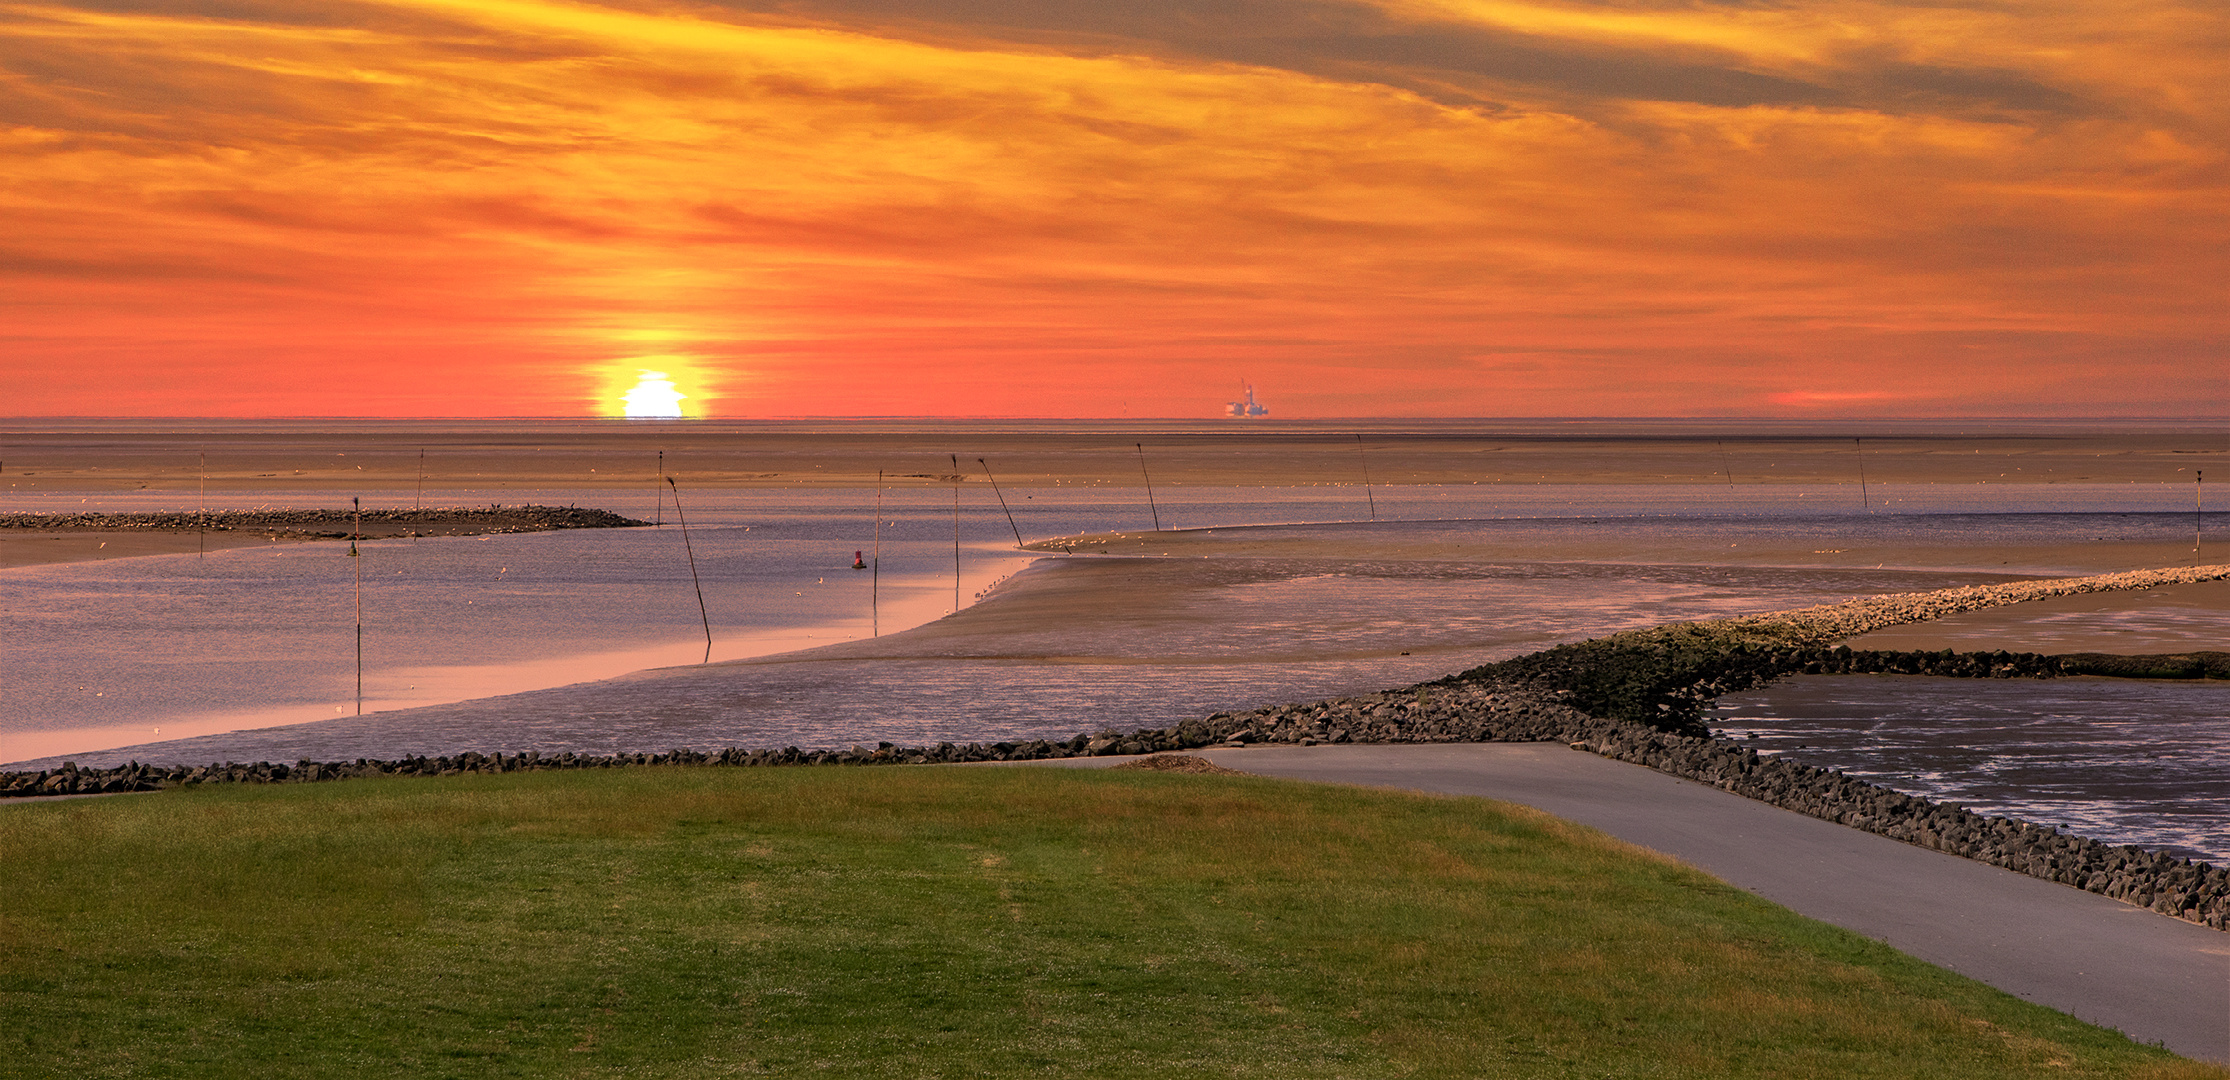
left=621, top=370, right=686, bottom=417
left=3, top=0, right=2224, bottom=417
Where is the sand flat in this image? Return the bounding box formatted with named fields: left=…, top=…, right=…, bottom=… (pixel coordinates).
left=0, top=529, right=300, bottom=568
left=0, top=507, right=644, bottom=568
left=1844, top=578, right=2230, bottom=654
left=1037, top=519, right=2219, bottom=578
left=8, top=419, right=2222, bottom=766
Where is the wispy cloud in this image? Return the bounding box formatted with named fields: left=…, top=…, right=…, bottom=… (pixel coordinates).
left=1, top=0, right=2223, bottom=415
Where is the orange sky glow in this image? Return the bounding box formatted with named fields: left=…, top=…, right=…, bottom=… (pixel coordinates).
left=2, top=0, right=2224, bottom=417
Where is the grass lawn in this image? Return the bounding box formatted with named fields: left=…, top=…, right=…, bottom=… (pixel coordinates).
left=1, top=766, right=2220, bottom=1079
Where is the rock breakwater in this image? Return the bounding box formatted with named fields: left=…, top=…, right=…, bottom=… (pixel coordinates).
left=0, top=505, right=647, bottom=538
left=1449, top=564, right=2230, bottom=734
left=1565, top=724, right=2230, bottom=930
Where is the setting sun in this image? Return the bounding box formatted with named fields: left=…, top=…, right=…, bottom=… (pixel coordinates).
left=620, top=371, right=686, bottom=418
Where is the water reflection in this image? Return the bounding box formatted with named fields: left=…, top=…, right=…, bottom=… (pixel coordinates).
left=4, top=481, right=2216, bottom=770
left=23, top=555, right=2002, bottom=771
left=1715, top=676, right=2230, bottom=862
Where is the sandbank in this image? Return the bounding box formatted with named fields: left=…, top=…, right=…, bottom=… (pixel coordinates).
left=1033, top=519, right=2217, bottom=578
left=1844, top=578, right=2230, bottom=654
left=0, top=506, right=644, bottom=568
left=0, top=529, right=297, bottom=568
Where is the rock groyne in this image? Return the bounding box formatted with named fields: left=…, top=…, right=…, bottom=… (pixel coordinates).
left=1448, top=564, right=2230, bottom=734
left=0, top=505, right=648, bottom=537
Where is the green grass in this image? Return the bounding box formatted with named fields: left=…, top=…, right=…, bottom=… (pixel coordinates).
left=1, top=767, right=2220, bottom=1079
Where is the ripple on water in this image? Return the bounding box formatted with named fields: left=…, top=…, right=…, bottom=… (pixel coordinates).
left=1715, top=675, right=2230, bottom=862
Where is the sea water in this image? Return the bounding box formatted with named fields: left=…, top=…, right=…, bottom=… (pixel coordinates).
left=1714, top=677, right=2230, bottom=862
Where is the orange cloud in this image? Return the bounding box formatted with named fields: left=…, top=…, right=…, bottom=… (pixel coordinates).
left=1768, top=389, right=1905, bottom=408
left=0, top=0, right=2223, bottom=416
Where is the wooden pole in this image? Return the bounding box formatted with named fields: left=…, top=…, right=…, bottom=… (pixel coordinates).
left=979, top=458, right=1025, bottom=549
left=1355, top=434, right=1376, bottom=522
left=352, top=496, right=362, bottom=716
left=666, top=477, right=712, bottom=663
left=950, top=455, right=962, bottom=614
left=1136, top=443, right=1161, bottom=532
left=1855, top=437, right=1870, bottom=510
left=872, top=469, right=883, bottom=637
left=655, top=450, right=665, bottom=526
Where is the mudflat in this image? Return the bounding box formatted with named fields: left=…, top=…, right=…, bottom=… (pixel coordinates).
left=0, top=528, right=294, bottom=567
left=0, top=506, right=645, bottom=569
left=1844, top=578, right=2230, bottom=654
left=1038, top=518, right=2219, bottom=578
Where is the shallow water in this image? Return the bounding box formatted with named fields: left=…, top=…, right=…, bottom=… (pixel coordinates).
left=2, top=490, right=1033, bottom=762
left=1714, top=676, right=2230, bottom=863
left=18, top=556, right=1996, bottom=771
left=2, top=481, right=2216, bottom=775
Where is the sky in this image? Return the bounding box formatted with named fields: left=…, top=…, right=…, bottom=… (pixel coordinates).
left=2, top=0, right=2224, bottom=418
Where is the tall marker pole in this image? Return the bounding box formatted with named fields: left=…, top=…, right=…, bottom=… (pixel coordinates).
left=198, top=449, right=207, bottom=556
left=872, top=470, right=883, bottom=637
left=1355, top=434, right=1376, bottom=522
left=351, top=496, right=362, bottom=716
left=1855, top=437, right=1870, bottom=511
left=415, top=449, right=425, bottom=511
left=2198, top=470, right=2205, bottom=558
left=1136, top=443, right=1162, bottom=532
left=655, top=450, right=665, bottom=526
left=950, top=455, right=962, bottom=614
left=979, top=458, right=1025, bottom=549
left=667, top=477, right=712, bottom=663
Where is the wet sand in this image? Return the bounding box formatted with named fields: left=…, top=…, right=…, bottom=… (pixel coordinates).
left=0, top=529, right=294, bottom=567
left=1844, top=579, right=2230, bottom=654
left=8, top=419, right=2221, bottom=766
left=0, top=507, right=645, bottom=569
left=7, top=535, right=2024, bottom=769
left=23, top=540, right=2206, bottom=771
left=1037, top=519, right=2220, bottom=579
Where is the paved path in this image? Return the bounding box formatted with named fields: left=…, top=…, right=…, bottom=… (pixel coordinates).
left=1077, top=743, right=2230, bottom=1062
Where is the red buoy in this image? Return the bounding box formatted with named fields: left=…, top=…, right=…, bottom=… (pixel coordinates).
left=852, top=550, right=866, bottom=570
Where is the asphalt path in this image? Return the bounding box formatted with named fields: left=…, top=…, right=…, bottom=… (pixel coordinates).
left=1063, top=743, right=2230, bottom=1063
